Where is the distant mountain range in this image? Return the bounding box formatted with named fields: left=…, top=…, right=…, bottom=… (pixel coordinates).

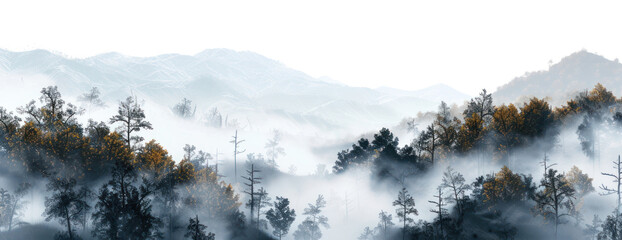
left=493, top=50, right=622, bottom=106
left=0, top=48, right=470, bottom=132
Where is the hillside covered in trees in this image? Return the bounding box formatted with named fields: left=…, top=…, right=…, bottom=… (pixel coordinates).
left=0, top=82, right=622, bottom=240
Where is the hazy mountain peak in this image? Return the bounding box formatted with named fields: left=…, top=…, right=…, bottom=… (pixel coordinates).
left=493, top=50, right=622, bottom=106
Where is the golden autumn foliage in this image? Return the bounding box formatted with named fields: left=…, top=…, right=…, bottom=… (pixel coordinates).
left=519, top=98, right=554, bottom=138
left=457, top=113, right=485, bottom=153
left=482, top=166, right=528, bottom=205
left=184, top=167, right=241, bottom=220
left=174, top=159, right=196, bottom=184
left=135, top=140, right=174, bottom=180
left=555, top=83, right=618, bottom=118
left=491, top=104, right=523, bottom=160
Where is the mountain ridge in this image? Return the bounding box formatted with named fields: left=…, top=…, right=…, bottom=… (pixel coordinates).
left=493, top=50, right=622, bottom=106
left=0, top=48, right=470, bottom=132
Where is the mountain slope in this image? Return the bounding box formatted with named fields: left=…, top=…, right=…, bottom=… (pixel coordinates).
left=493, top=50, right=622, bottom=106
left=0, top=48, right=470, bottom=133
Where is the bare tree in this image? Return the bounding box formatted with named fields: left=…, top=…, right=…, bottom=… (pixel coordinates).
left=205, top=107, right=222, bottom=128
left=440, top=167, right=471, bottom=216
left=230, top=130, right=246, bottom=182
left=243, top=164, right=262, bottom=226
left=601, top=155, right=622, bottom=234
left=429, top=186, right=447, bottom=239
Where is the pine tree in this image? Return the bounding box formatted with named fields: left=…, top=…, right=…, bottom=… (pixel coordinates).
left=109, top=96, right=153, bottom=150
left=535, top=168, right=576, bottom=240
left=185, top=215, right=215, bottom=240
left=294, top=195, right=329, bottom=240
left=266, top=197, right=296, bottom=240
left=392, top=187, right=418, bottom=240
left=463, top=89, right=494, bottom=125
left=254, top=187, right=272, bottom=229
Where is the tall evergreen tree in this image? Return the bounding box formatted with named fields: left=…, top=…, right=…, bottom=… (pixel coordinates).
left=266, top=197, right=296, bottom=240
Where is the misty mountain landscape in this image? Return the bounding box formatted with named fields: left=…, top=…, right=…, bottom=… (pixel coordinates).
left=2, top=45, right=622, bottom=240
left=0, top=48, right=470, bottom=134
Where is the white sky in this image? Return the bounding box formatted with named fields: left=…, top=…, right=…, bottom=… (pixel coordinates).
left=1, top=0, right=622, bottom=95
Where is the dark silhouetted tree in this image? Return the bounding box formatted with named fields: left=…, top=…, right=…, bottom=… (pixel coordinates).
left=393, top=187, right=418, bottom=240
left=464, top=89, right=494, bottom=125
left=333, top=138, right=372, bottom=173
left=243, top=164, right=261, bottom=226
left=17, top=86, right=83, bottom=132
left=109, top=96, right=153, bottom=150
left=254, top=187, right=272, bottom=229
left=440, top=166, right=471, bottom=216
left=44, top=178, right=90, bottom=240
left=535, top=168, right=576, bottom=240
left=429, top=186, right=447, bottom=239
left=266, top=196, right=296, bottom=240
left=434, top=101, right=461, bottom=157
left=185, top=215, right=215, bottom=240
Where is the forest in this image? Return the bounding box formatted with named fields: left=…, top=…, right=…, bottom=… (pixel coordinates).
left=0, top=83, right=621, bottom=240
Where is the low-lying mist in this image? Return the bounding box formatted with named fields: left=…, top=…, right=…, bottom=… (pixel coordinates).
left=1, top=76, right=622, bottom=240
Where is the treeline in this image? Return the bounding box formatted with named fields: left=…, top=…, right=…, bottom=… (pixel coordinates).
left=0, top=86, right=294, bottom=240
left=331, top=83, right=622, bottom=239
left=334, top=83, right=621, bottom=178
left=357, top=164, right=602, bottom=239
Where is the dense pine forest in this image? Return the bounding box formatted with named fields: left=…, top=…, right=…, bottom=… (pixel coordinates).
left=0, top=83, right=622, bottom=240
